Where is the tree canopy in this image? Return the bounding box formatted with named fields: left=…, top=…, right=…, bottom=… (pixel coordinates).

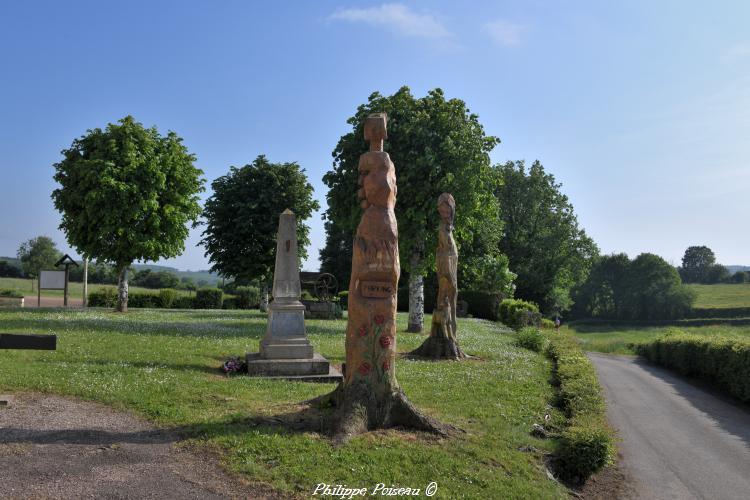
left=17, top=236, right=61, bottom=279
left=493, top=160, right=598, bottom=312
left=200, top=155, right=319, bottom=284
left=52, top=115, right=204, bottom=311
left=678, top=245, right=730, bottom=284
left=679, top=245, right=716, bottom=283
left=573, top=253, right=695, bottom=320
left=321, top=87, right=509, bottom=330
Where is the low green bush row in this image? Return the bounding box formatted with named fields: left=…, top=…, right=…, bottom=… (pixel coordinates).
left=0, top=289, right=24, bottom=298
left=634, top=333, right=750, bottom=403
left=88, top=287, right=257, bottom=310
left=546, top=333, right=614, bottom=482
left=685, top=307, right=750, bottom=319
left=499, top=298, right=542, bottom=329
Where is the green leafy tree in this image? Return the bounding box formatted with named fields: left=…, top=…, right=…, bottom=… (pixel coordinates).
left=323, top=87, right=504, bottom=332
left=17, top=236, right=62, bottom=286
left=705, top=264, right=730, bottom=284
left=200, top=155, right=319, bottom=298
left=679, top=245, right=716, bottom=283
left=0, top=260, right=24, bottom=278
left=494, top=160, right=598, bottom=312
left=573, top=253, right=695, bottom=320
left=52, top=116, right=204, bottom=312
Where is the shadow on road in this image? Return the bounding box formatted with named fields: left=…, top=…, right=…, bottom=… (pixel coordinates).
left=632, top=356, right=750, bottom=450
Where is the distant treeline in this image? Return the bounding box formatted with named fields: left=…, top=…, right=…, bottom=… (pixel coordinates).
left=0, top=258, right=217, bottom=289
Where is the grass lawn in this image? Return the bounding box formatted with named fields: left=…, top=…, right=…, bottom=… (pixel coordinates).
left=0, top=308, right=568, bottom=498
left=687, top=283, right=750, bottom=308
left=569, top=323, right=750, bottom=355
left=0, top=276, right=191, bottom=299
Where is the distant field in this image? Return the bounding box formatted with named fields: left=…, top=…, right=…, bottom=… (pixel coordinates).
left=570, top=323, right=750, bottom=354
left=687, top=283, right=750, bottom=308
left=0, top=277, right=191, bottom=299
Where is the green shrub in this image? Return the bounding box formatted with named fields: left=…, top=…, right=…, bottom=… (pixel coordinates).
left=88, top=287, right=118, bottom=307
left=516, top=327, right=547, bottom=352
left=159, top=288, right=177, bottom=308
left=0, top=289, right=24, bottom=298
left=235, top=286, right=260, bottom=309
left=173, top=295, right=194, bottom=309
left=127, top=293, right=161, bottom=308
left=634, top=334, right=750, bottom=403
left=194, top=288, right=223, bottom=309
left=541, top=318, right=555, bottom=329
left=499, top=299, right=542, bottom=329
left=546, top=333, right=614, bottom=482
left=222, top=297, right=238, bottom=310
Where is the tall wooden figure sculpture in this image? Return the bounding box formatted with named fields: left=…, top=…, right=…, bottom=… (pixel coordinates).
left=410, top=193, right=466, bottom=360
left=321, top=113, right=445, bottom=441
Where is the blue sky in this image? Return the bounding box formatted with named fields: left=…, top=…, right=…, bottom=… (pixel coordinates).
left=1, top=1, right=748, bottom=271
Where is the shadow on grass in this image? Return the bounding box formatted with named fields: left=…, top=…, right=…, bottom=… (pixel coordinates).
left=0, top=405, right=335, bottom=446
left=1, top=310, right=350, bottom=340
left=0, top=317, right=265, bottom=340
left=34, top=358, right=222, bottom=375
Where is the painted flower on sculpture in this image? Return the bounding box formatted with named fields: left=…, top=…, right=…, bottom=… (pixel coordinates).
left=358, top=362, right=372, bottom=375
left=382, top=360, right=390, bottom=371
left=358, top=325, right=367, bottom=337
left=374, top=314, right=385, bottom=325
left=379, top=335, right=393, bottom=349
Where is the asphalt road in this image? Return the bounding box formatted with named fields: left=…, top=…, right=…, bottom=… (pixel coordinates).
left=588, top=353, right=750, bottom=500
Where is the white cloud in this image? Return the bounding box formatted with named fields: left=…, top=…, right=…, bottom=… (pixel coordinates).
left=483, top=20, right=525, bottom=47
left=329, top=3, right=451, bottom=40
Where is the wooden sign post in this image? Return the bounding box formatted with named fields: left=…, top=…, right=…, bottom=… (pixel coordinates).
left=38, top=255, right=78, bottom=307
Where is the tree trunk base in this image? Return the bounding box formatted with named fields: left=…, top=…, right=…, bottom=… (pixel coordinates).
left=406, top=323, right=423, bottom=333
left=408, top=336, right=466, bottom=360
left=311, top=381, right=454, bottom=444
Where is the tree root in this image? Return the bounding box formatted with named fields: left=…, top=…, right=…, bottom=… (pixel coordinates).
left=311, top=381, right=457, bottom=444
left=407, top=336, right=467, bottom=360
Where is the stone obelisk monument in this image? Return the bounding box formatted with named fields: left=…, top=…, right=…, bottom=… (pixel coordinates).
left=246, top=209, right=339, bottom=379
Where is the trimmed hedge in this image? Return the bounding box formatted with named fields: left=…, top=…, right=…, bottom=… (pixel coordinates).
left=686, top=307, right=750, bottom=319
left=546, top=333, right=614, bottom=482
left=194, top=288, right=223, bottom=309
left=499, top=299, right=542, bottom=330
left=235, top=286, right=260, bottom=309
left=634, top=333, right=750, bottom=403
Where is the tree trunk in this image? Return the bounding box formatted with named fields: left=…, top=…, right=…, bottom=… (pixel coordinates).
left=82, top=257, right=89, bottom=307
left=407, top=251, right=424, bottom=333
left=116, top=265, right=129, bottom=313
left=260, top=283, right=269, bottom=312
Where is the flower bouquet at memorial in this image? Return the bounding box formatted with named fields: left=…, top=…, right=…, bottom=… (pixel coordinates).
left=221, top=356, right=247, bottom=374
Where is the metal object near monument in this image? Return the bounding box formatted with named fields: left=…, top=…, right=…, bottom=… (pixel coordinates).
left=246, top=209, right=341, bottom=380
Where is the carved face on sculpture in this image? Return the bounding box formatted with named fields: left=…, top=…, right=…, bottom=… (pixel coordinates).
left=358, top=113, right=395, bottom=210
left=437, top=193, right=455, bottom=225
left=364, top=113, right=387, bottom=151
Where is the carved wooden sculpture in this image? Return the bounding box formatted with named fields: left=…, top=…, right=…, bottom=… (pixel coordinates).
left=410, top=193, right=466, bottom=359
left=319, top=113, right=446, bottom=441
